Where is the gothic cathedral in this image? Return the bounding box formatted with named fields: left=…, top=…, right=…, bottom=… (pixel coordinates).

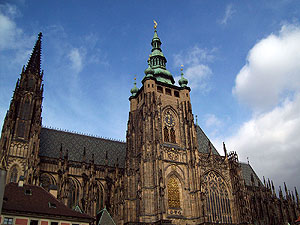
left=0, top=27, right=299, bottom=225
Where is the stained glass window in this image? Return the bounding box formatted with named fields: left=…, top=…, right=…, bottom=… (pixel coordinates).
left=203, top=171, right=232, bottom=223
left=167, top=176, right=180, bottom=208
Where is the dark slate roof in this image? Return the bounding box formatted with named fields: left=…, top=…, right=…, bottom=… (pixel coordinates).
left=3, top=182, right=93, bottom=221
left=240, top=162, right=263, bottom=187
left=39, top=127, right=126, bottom=168
left=196, top=125, right=220, bottom=155
left=97, top=208, right=116, bottom=225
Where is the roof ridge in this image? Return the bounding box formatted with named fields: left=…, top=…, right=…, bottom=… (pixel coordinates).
left=42, top=126, right=125, bottom=143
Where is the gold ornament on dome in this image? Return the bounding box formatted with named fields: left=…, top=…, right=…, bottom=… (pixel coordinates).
left=168, top=176, right=180, bottom=208
left=154, top=20, right=158, bottom=29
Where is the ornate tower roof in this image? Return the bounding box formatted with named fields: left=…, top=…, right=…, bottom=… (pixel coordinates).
left=25, top=32, right=42, bottom=75
left=146, top=21, right=175, bottom=85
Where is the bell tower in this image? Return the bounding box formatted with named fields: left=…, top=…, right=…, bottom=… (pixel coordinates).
left=0, top=33, right=44, bottom=185
left=124, top=23, right=202, bottom=224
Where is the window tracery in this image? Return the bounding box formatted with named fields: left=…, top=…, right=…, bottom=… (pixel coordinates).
left=167, top=176, right=181, bottom=209
left=203, top=171, right=232, bottom=223
left=170, top=128, right=176, bottom=143
left=10, top=166, right=18, bottom=183
left=164, top=126, right=169, bottom=142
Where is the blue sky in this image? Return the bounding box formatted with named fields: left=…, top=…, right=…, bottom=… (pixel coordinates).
left=1, top=0, right=300, bottom=191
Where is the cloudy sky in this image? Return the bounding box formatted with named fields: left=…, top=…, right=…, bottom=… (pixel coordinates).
left=0, top=0, right=299, bottom=192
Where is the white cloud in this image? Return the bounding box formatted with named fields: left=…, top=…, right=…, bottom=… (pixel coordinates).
left=219, top=4, right=235, bottom=25
left=233, top=24, right=300, bottom=111
left=226, top=24, right=300, bottom=189
left=68, top=48, right=85, bottom=74
left=173, top=46, right=214, bottom=91
left=226, top=93, right=300, bottom=189
left=0, top=8, right=21, bottom=50
left=205, top=114, right=223, bottom=128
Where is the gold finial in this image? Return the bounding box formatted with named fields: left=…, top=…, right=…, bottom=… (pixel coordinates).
left=181, top=64, right=184, bottom=71
left=134, top=75, right=136, bottom=81
left=153, top=20, right=158, bottom=29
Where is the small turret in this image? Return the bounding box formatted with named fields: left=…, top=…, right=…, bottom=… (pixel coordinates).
left=178, top=65, right=188, bottom=88
left=130, top=77, right=139, bottom=97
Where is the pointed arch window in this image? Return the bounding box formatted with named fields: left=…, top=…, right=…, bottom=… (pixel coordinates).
left=40, top=174, right=51, bottom=191
left=164, top=126, right=169, bottom=142
left=10, top=166, right=18, bottom=183
left=167, top=176, right=181, bottom=209
left=68, top=179, right=78, bottom=209
left=170, top=128, right=176, bottom=143
left=96, top=185, right=104, bottom=212
left=203, top=171, right=232, bottom=223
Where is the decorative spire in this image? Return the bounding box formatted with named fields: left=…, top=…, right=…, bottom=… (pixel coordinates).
left=144, top=56, right=154, bottom=77
left=147, top=21, right=174, bottom=85
left=25, top=32, right=42, bottom=75
left=223, top=142, right=228, bottom=157
left=178, top=65, right=188, bottom=88
left=59, top=143, right=63, bottom=159
left=195, top=115, right=198, bottom=126
left=295, top=187, right=299, bottom=205
left=279, top=186, right=283, bottom=199
left=130, top=76, right=139, bottom=97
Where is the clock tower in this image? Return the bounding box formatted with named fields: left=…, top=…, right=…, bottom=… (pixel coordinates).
left=124, top=24, right=202, bottom=224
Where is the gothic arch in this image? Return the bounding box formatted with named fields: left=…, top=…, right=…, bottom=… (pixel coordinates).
left=67, top=177, right=81, bottom=209
left=166, top=175, right=182, bottom=209
left=202, top=170, right=233, bottom=223
left=39, top=173, right=57, bottom=191
left=8, top=164, right=21, bottom=183
left=165, top=164, right=185, bottom=182
left=162, top=105, right=178, bottom=118
left=96, top=181, right=105, bottom=213
left=162, top=107, right=179, bottom=144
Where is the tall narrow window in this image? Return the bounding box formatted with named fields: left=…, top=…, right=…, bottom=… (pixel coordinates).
left=164, top=127, right=169, bottom=142
left=10, top=166, right=18, bottom=183
left=170, top=128, right=176, bottom=143
left=17, top=122, right=25, bottom=138
left=96, top=186, right=104, bottom=212
left=167, top=176, right=180, bottom=208
left=203, top=171, right=232, bottom=223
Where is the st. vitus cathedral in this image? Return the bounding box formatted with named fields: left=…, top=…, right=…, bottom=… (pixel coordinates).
left=0, top=25, right=299, bottom=225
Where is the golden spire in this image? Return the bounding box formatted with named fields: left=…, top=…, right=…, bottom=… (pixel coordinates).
left=181, top=64, right=184, bottom=71
left=153, top=20, right=157, bottom=29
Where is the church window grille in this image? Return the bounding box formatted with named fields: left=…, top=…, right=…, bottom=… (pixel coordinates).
left=164, top=126, right=169, bottom=142
left=9, top=166, right=18, bottom=183
left=167, top=176, right=181, bottom=208
left=203, top=171, right=232, bottom=223
left=170, top=128, right=176, bottom=143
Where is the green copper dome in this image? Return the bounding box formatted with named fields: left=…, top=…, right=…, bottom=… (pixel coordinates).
left=178, top=68, right=188, bottom=87
left=130, top=80, right=139, bottom=96
left=144, top=59, right=154, bottom=76
left=147, top=27, right=175, bottom=85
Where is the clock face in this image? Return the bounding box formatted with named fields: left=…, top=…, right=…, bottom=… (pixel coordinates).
left=165, top=113, right=175, bottom=127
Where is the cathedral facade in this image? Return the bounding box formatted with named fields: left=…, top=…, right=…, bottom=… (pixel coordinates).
left=0, top=28, right=299, bottom=225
